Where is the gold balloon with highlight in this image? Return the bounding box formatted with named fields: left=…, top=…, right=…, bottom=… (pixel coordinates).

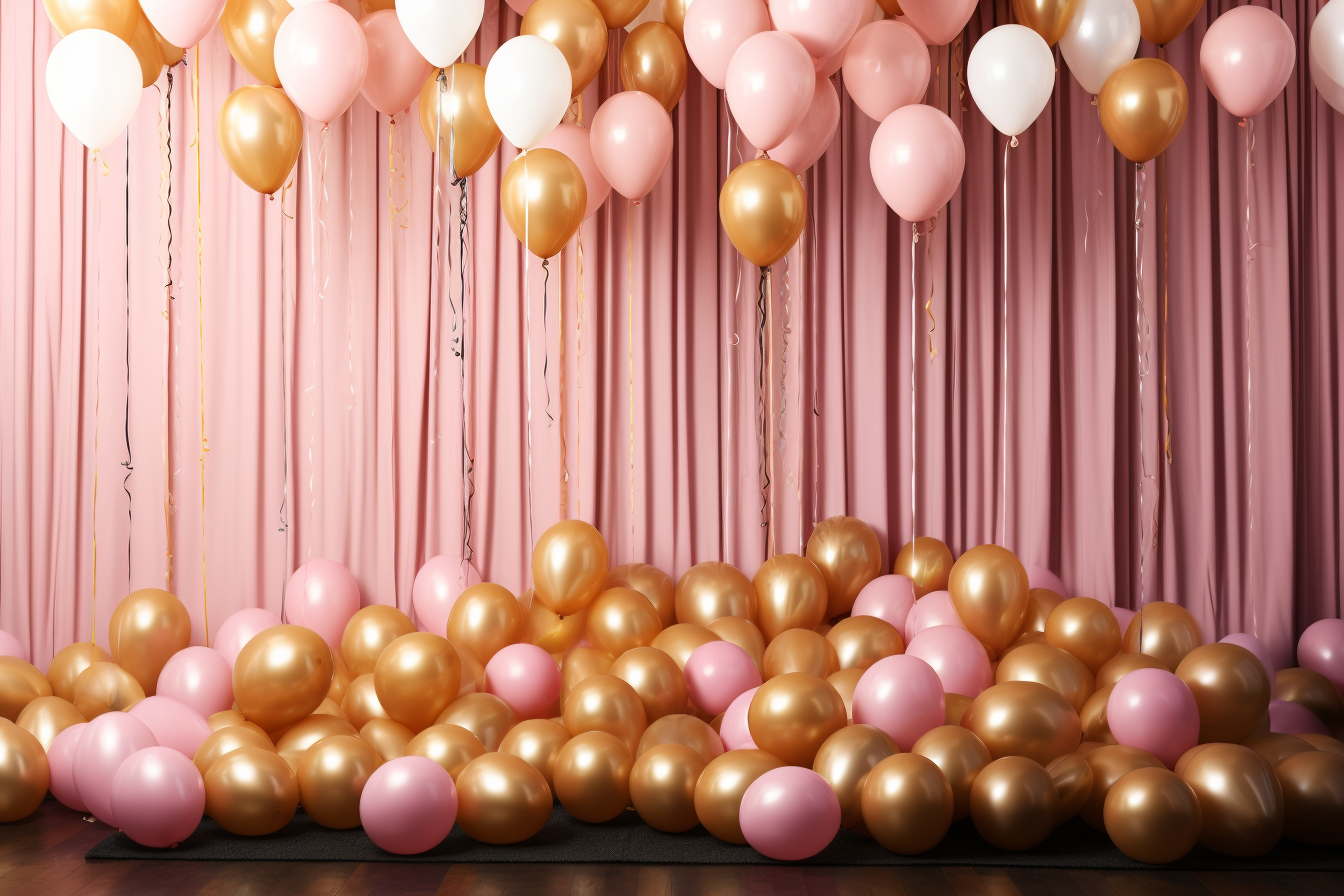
left=419, top=64, right=502, bottom=178
left=1047, top=750, right=1095, bottom=824
left=826, top=615, right=904, bottom=672
left=328, top=652, right=351, bottom=706
left=407, top=723, right=487, bottom=782
left=72, top=661, right=144, bottom=719
left=522, top=0, right=608, bottom=98
left=217, top=86, right=303, bottom=196
left=204, top=746, right=299, bottom=836
left=1274, top=749, right=1344, bottom=846
left=207, top=710, right=270, bottom=739
left=194, top=725, right=277, bottom=778
left=962, top=681, right=1082, bottom=766
left=15, top=696, right=84, bottom=752
left=109, top=589, right=192, bottom=695
left=675, top=561, right=757, bottom=627
left=631, top=742, right=707, bottom=832
left=719, top=159, right=807, bottom=269
left=912, top=725, right=992, bottom=820
left=342, top=673, right=390, bottom=730
left=664, top=0, right=692, bottom=39
left=341, top=604, right=416, bottom=677
left=1179, top=743, right=1284, bottom=856
left=563, top=674, right=647, bottom=756
left=970, top=756, right=1060, bottom=851
left=554, top=730, right=635, bottom=823
left=1244, top=733, right=1315, bottom=768
left=1131, top=0, right=1205, bottom=46
left=893, top=537, right=955, bottom=598
left=1175, top=643, right=1271, bottom=745
left=455, top=753, right=553, bottom=844
left=297, top=735, right=382, bottom=829
left=447, top=585, right=523, bottom=663
left=275, top=714, right=359, bottom=770
left=995, top=643, right=1095, bottom=713
left=861, top=753, right=955, bottom=854
left=41, top=0, right=138, bottom=41
left=234, top=624, right=334, bottom=733
left=0, top=720, right=49, bottom=822
left=314, top=698, right=347, bottom=720
left=1121, top=600, right=1202, bottom=670
left=1104, top=766, right=1203, bottom=863
left=359, top=718, right=414, bottom=762
left=454, top=642, right=487, bottom=699
left=694, top=749, right=787, bottom=843
left=1274, top=668, right=1344, bottom=737
left=651, top=623, right=720, bottom=670
left=532, top=520, right=610, bottom=616
left=949, top=545, right=1030, bottom=656
left=591, top=0, right=648, bottom=27
left=45, top=642, right=112, bottom=703
left=747, top=673, right=847, bottom=767
left=0, top=657, right=52, bottom=721
left=1045, top=597, right=1122, bottom=674
left=607, top=563, right=676, bottom=627
left=436, top=693, right=519, bottom=752
left=1099, top=59, right=1189, bottom=164
left=752, top=554, right=828, bottom=642
left=1080, top=683, right=1117, bottom=744
left=762, top=628, right=839, bottom=680
left=1002, top=630, right=1047, bottom=658
left=498, top=718, right=569, bottom=788
left=528, top=601, right=589, bottom=655
left=806, top=516, right=883, bottom=618
left=620, top=22, right=687, bottom=112
left=1095, top=651, right=1166, bottom=689
left=1011, top=0, right=1080, bottom=46
left=1081, top=744, right=1165, bottom=829
left=638, top=713, right=724, bottom=763
left=561, top=647, right=616, bottom=701
left=945, top=692, right=974, bottom=726
left=610, top=646, right=687, bottom=721
left=706, top=616, right=765, bottom=670
left=821, top=669, right=861, bottom=722
left=373, top=633, right=462, bottom=732
left=813, top=724, right=899, bottom=829
left=585, top=587, right=664, bottom=656
left=128, top=10, right=173, bottom=88
left=221, top=0, right=291, bottom=88
left=1022, top=588, right=1064, bottom=633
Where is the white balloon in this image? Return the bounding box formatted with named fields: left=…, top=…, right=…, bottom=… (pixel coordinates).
left=967, top=24, right=1055, bottom=139
left=1059, top=0, right=1140, bottom=97
left=397, top=0, right=485, bottom=67
left=1312, top=0, right=1344, bottom=113
left=46, top=30, right=143, bottom=151
left=485, top=35, right=573, bottom=150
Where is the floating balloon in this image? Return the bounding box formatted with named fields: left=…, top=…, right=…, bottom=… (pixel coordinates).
left=486, top=35, right=573, bottom=149
left=138, top=0, right=224, bottom=48
left=1059, top=0, right=1140, bottom=96
left=1200, top=5, right=1294, bottom=121
left=522, top=0, right=608, bottom=98
left=1011, top=0, right=1080, bottom=46
left=1312, top=1, right=1344, bottom=116
left=221, top=0, right=291, bottom=88
left=683, top=0, right=771, bottom=89
left=764, top=74, right=839, bottom=175
left=843, top=20, right=929, bottom=124
left=590, top=91, right=675, bottom=201
left=454, top=753, right=552, bottom=843
left=535, top=123, right=610, bottom=220
left=1131, top=0, right=1204, bottom=47
left=501, top=149, right=587, bottom=258
left=397, top=0, right=484, bottom=67
left=359, top=9, right=431, bottom=116
left=724, top=31, right=815, bottom=151
left=218, top=86, right=303, bottom=195
left=1099, top=59, right=1188, bottom=164
left=42, top=0, right=139, bottom=41
left=719, top=159, right=807, bottom=268
left=620, top=21, right=687, bottom=111
left=273, top=2, right=368, bottom=123
left=967, top=24, right=1055, bottom=140
left=896, top=0, right=976, bottom=45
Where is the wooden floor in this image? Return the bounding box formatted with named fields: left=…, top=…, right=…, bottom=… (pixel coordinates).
left=2, top=801, right=1340, bottom=896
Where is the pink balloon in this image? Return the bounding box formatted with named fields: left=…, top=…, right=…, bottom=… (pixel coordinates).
left=1219, top=633, right=1275, bottom=678
left=842, top=21, right=930, bottom=123
left=213, top=608, right=282, bottom=667
left=768, top=74, right=839, bottom=175
left=411, top=557, right=480, bottom=636
left=73, top=711, right=159, bottom=826
left=904, top=590, right=965, bottom=643
left=535, top=123, right=612, bottom=219
left=1112, top=605, right=1137, bottom=637
left=360, top=756, right=458, bottom=854
left=852, top=654, right=945, bottom=751
left=505, top=0, right=537, bottom=15
left=139, top=0, right=225, bottom=49
left=896, top=0, right=977, bottom=45
left=1107, top=668, right=1199, bottom=769
left=157, top=646, right=234, bottom=717
left=852, top=575, right=917, bottom=633
left=1269, top=698, right=1330, bottom=736
left=0, top=629, right=27, bottom=662
left=285, top=559, right=362, bottom=651
left=905, top=625, right=992, bottom=697
left=769, top=0, right=869, bottom=62
left=129, top=695, right=213, bottom=759
left=1298, top=618, right=1344, bottom=695
left=274, top=2, right=370, bottom=124
left=1025, top=564, right=1069, bottom=598
left=720, top=687, right=759, bottom=751
left=725, top=31, right=816, bottom=151
left=870, top=102, right=964, bottom=222
left=360, top=10, right=432, bottom=116
left=684, top=0, right=773, bottom=90
left=685, top=641, right=763, bottom=716
left=1199, top=6, right=1295, bottom=120
left=485, top=643, right=562, bottom=720
left=110, top=747, right=206, bottom=848
left=48, top=723, right=88, bottom=812
left=739, top=766, right=841, bottom=860
left=589, top=91, right=674, bottom=200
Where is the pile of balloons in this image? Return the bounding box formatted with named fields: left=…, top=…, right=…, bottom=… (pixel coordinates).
left=4, top=516, right=1344, bottom=862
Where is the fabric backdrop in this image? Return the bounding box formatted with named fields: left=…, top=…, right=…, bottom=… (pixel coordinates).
left=2, top=0, right=1340, bottom=671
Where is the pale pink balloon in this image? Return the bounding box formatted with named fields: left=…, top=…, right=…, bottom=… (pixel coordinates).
left=905, top=624, right=992, bottom=697
left=843, top=21, right=930, bottom=123
left=74, top=711, right=159, bottom=826
left=768, top=74, right=839, bottom=175
left=852, top=575, right=917, bottom=633
left=412, top=557, right=481, bottom=636
left=1025, top=565, right=1069, bottom=597
left=535, top=123, right=612, bottom=219
left=684, top=0, right=773, bottom=90
left=285, top=559, right=362, bottom=651
left=505, top=0, right=537, bottom=15
left=685, top=641, right=763, bottom=716
left=274, top=2, right=370, bottom=124
left=48, top=723, right=88, bottom=812
left=360, top=756, right=458, bottom=854
left=1200, top=6, right=1295, bottom=120
left=1112, top=605, right=1137, bottom=637
left=725, top=31, right=816, bottom=151
left=852, top=654, right=945, bottom=751
left=110, top=747, right=206, bottom=848
left=129, top=695, right=213, bottom=759
left=739, top=766, right=841, bottom=860
left=485, top=643, right=562, bottom=720
left=157, top=646, right=234, bottom=717
left=896, top=0, right=977, bottom=45
left=904, top=590, right=964, bottom=643
left=589, top=91, right=674, bottom=199
left=360, top=9, right=432, bottom=116
left=0, top=629, right=26, bottom=662
left=1269, top=698, right=1329, bottom=736
left=1107, top=668, right=1199, bottom=769
left=213, top=608, right=282, bottom=667
left=720, top=686, right=759, bottom=751
left=1219, top=633, right=1275, bottom=678
left=1298, top=618, right=1344, bottom=695
left=769, top=0, right=869, bottom=62
left=139, top=0, right=226, bottom=49
left=870, top=102, right=964, bottom=222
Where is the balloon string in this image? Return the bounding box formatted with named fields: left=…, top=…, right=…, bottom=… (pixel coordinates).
left=1083, top=106, right=1103, bottom=255
left=627, top=201, right=636, bottom=563
left=952, top=35, right=967, bottom=114
left=807, top=172, right=819, bottom=536
left=925, top=214, right=938, bottom=360
left=1160, top=153, right=1171, bottom=467
left=794, top=203, right=804, bottom=555
left=159, top=72, right=175, bottom=591
left=559, top=248, right=567, bottom=519
left=122, top=130, right=133, bottom=587
left=576, top=230, right=585, bottom=520
left=345, top=114, right=356, bottom=411
left=1243, top=116, right=1258, bottom=615
left=445, top=68, right=461, bottom=364
left=911, top=223, right=920, bottom=550
left=455, top=175, right=475, bottom=567
left=1135, top=162, right=1156, bottom=606
left=194, top=47, right=209, bottom=643
left=279, top=178, right=292, bottom=611
left=758, top=267, right=771, bottom=552
left=524, top=153, right=534, bottom=558
left=779, top=251, right=791, bottom=548
left=91, top=148, right=104, bottom=646
left=725, top=104, right=741, bottom=563
left=999, top=138, right=1013, bottom=548
left=306, top=124, right=331, bottom=564
left=543, top=260, right=554, bottom=426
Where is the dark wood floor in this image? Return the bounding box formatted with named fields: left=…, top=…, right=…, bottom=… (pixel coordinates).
left=2, top=800, right=1340, bottom=896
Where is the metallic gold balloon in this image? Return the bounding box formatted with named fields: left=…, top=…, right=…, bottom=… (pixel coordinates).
left=437, top=693, right=519, bottom=752
left=912, top=725, right=992, bottom=820
left=610, top=646, right=687, bottom=721
left=41, top=0, right=138, bottom=41
left=762, top=629, right=839, bottom=680
left=0, top=657, right=53, bottom=721
left=664, top=0, right=692, bottom=40
left=532, top=520, right=609, bottom=615
left=996, top=643, right=1095, bottom=713
left=1180, top=743, right=1284, bottom=856
left=527, top=601, right=589, bottom=655
left=962, top=681, right=1082, bottom=766
left=1099, top=59, right=1188, bottom=164
left=1022, top=589, right=1064, bottom=634
left=893, top=537, right=955, bottom=599
left=1081, top=744, right=1165, bottom=829
left=45, top=642, right=112, bottom=703
left=15, top=696, right=84, bottom=751
left=752, top=554, right=828, bottom=642
left=554, top=730, right=634, bottom=823
left=1047, top=750, right=1094, bottom=824
left=620, top=22, right=687, bottom=112
left=860, top=753, right=954, bottom=854
left=342, top=673, right=390, bottom=731
left=949, top=545, right=1030, bottom=657
left=1274, top=749, right=1344, bottom=846
left=651, top=623, right=720, bottom=670
left=675, top=562, right=757, bottom=627
left=373, top=633, right=462, bottom=732
left=1244, top=733, right=1315, bottom=768
left=234, top=624, right=334, bottom=733
left=447, top=585, right=523, bottom=663
left=208, top=710, right=270, bottom=739
left=296, top=734, right=381, bottom=829
left=204, top=746, right=299, bottom=836
left=455, top=752, right=553, bottom=844
left=1121, top=601, right=1202, bottom=671
left=694, top=749, right=787, bottom=844
left=1275, top=668, right=1344, bottom=737
left=637, top=713, right=724, bottom=763
left=561, top=647, right=616, bottom=702
left=591, top=0, right=648, bottom=27
left=1045, top=597, right=1122, bottom=674
left=313, top=697, right=347, bottom=721
left=407, top=723, right=487, bottom=782
left=275, top=714, right=359, bottom=770
left=0, top=720, right=49, bottom=822
left=828, top=667, right=864, bottom=720
left=341, top=605, right=416, bottom=677
left=1080, top=683, right=1117, bottom=745
left=1301, top=733, right=1344, bottom=756
left=194, top=725, right=277, bottom=778
left=747, top=673, right=847, bottom=767
left=607, top=563, right=676, bottom=628
left=1131, top=0, right=1205, bottom=47
left=630, top=742, right=706, bottom=831
left=1095, top=651, right=1167, bottom=689
left=1002, top=630, right=1047, bottom=658
left=826, top=616, right=904, bottom=672
left=1174, top=743, right=1214, bottom=778
left=499, top=718, right=569, bottom=789
left=128, top=10, right=170, bottom=89
left=359, top=718, right=414, bottom=762
left=585, top=588, right=663, bottom=656
left=328, top=652, right=351, bottom=706
left=221, top=0, right=291, bottom=88
left=522, top=0, right=609, bottom=98
left=419, top=64, right=502, bottom=179
left=72, top=661, right=144, bottom=719
left=454, top=643, right=487, bottom=699
left=970, top=756, right=1059, bottom=851
left=1104, top=766, right=1202, bottom=863
left=806, top=517, right=883, bottom=619
left=813, top=724, right=899, bottom=829
left=563, top=674, right=647, bottom=756
left=719, top=159, right=808, bottom=269
left=109, top=589, right=192, bottom=696
left=706, top=616, right=765, bottom=670
left=1011, top=0, right=1080, bottom=46
left=1176, top=643, right=1271, bottom=745
left=155, top=29, right=183, bottom=66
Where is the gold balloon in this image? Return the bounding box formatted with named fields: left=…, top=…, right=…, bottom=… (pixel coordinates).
left=454, top=642, right=487, bottom=699
left=912, top=725, right=992, bottom=820
left=762, top=629, right=839, bottom=680
left=945, top=692, right=974, bottom=726
left=607, top=563, right=676, bottom=628
left=806, top=517, right=883, bottom=619
left=342, top=673, right=390, bottom=730
left=313, top=697, right=347, bottom=721
left=296, top=735, right=381, bottom=830
left=527, top=601, right=589, bottom=655
left=373, top=633, right=462, bottom=732
left=1104, top=766, right=1202, bottom=863
left=72, top=661, right=144, bottom=718
left=1045, top=597, right=1122, bottom=674
left=407, top=723, right=487, bottom=782
left=747, top=672, right=847, bottom=767
left=1011, top=0, right=1080, bottom=46
left=1099, top=59, right=1189, bottom=164
left=15, top=696, right=84, bottom=751
left=1047, top=750, right=1095, bottom=824
left=949, top=545, right=1030, bottom=657
left=554, top=730, right=634, bottom=823
left=826, top=616, right=904, bottom=672
left=1121, top=600, right=1202, bottom=670
left=455, top=752, right=553, bottom=843
left=893, top=537, right=954, bottom=598
left=204, top=746, right=299, bottom=836
left=0, top=720, right=49, bottom=822
left=1080, top=682, right=1117, bottom=744
left=275, top=714, right=359, bottom=770
left=563, top=674, right=647, bottom=756
left=341, top=605, right=416, bottom=677
left=1175, top=643, right=1271, bottom=745
left=234, top=624, right=334, bottom=733
left=155, top=29, right=183, bottom=66
left=591, top=0, right=647, bottom=27
left=631, top=742, right=706, bottom=832
left=1244, top=733, right=1315, bottom=768
left=706, top=616, right=765, bottom=670
left=359, top=718, right=414, bottom=762
left=996, top=643, right=1095, bottom=713
left=419, top=64, right=502, bottom=178
left=41, top=0, right=138, bottom=41
left=675, top=561, right=757, bottom=627
left=610, top=646, right=687, bottom=721
left=45, top=642, right=112, bottom=703
left=585, top=588, right=663, bottom=656
left=533, top=521, right=609, bottom=616
left=813, top=724, right=899, bottom=829
left=1274, top=749, right=1344, bottom=846
left=664, top=0, right=692, bottom=40
left=208, top=710, right=271, bottom=739
left=1131, top=0, right=1205, bottom=47
left=522, top=0, right=608, bottom=98
left=128, top=10, right=171, bottom=89
left=1022, top=589, right=1064, bottom=633
left=437, top=693, right=519, bottom=752
left=1275, top=668, right=1344, bottom=737
left=194, top=725, right=276, bottom=778
left=719, top=159, right=808, bottom=269
left=861, top=753, right=954, bottom=854
left=970, top=756, right=1059, bottom=851
left=221, top=0, right=291, bottom=88
left=0, top=657, right=53, bottom=721
left=561, top=646, right=616, bottom=702
left=1300, top=733, right=1344, bottom=756
left=499, top=718, right=569, bottom=789
left=752, top=554, right=828, bottom=642
left=963, top=681, right=1082, bottom=766
left=447, top=585, right=523, bottom=663
left=1174, top=742, right=1214, bottom=778
left=109, top=589, right=191, bottom=695
left=328, top=652, right=351, bottom=706
left=637, top=713, right=724, bottom=763
left=1095, top=651, right=1167, bottom=689
left=1180, top=743, right=1284, bottom=856
left=651, top=623, right=720, bottom=670
left=620, top=22, right=687, bottom=112
left=694, top=749, right=787, bottom=843
left=828, top=667, right=863, bottom=720
left=1081, top=744, right=1166, bottom=829
left=1002, top=630, right=1047, bottom=658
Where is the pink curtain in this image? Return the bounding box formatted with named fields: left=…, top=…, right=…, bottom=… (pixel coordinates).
left=2, top=1, right=1340, bottom=672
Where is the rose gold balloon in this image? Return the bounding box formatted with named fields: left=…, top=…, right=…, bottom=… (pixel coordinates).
left=1275, top=668, right=1344, bottom=737
left=1244, top=733, right=1314, bottom=768
left=694, top=749, right=787, bottom=844
left=562, top=674, right=647, bottom=756
left=1175, top=643, right=1271, bottom=745
left=970, top=756, right=1059, bottom=850
left=532, top=520, right=609, bottom=617
left=949, top=545, right=1030, bottom=657
left=912, top=725, right=992, bottom=820
left=342, top=673, right=390, bottom=730
left=455, top=752, right=553, bottom=843
left=1180, top=743, right=1284, bottom=856
left=806, top=517, right=883, bottom=618
left=275, top=714, right=359, bottom=770
left=1095, top=652, right=1167, bottom=689
left=651, top=623, right=720, bottom=670
left=341, top=605, right=416, bottom=677
left=72, top=661, right=144, bottom=719
left=607, top=563, right=676, bottom=628
left=1121, top=601, right=1202, bottom=671
left=1080, top=683, right=1117, bottom=745
left=1045, top=597, right=1122, bottom=674
left=15, top=696, right=84, bottom=751
left=297, top=734, right=382, bottom=829
left=962, top=681, right=1082, bottom=767
left=1300, top=733, right=1344, bottom=757
left=447, top=584, right=523, bottom=664
left=637, top=713, right=725, bottom=763
left=207, top=710, right=270, bottom=739
left=436, top=693, right=519, bottom=753
left=585, top=588, right=663, bottom=656
left=1022, top=589, right=1064, bottom=634
left=762, top=629, right=839, bottom=680
left=813, top=724, right=899, bottom=829
left=220, top=0, right=292, bottom=88
left=747, top=672, right=847, bottom=768
left=1103, top=766, right=1202, bottom=863
left=1274, top=749, right=1344, bottom=846
left=826, top=616, right=904, bottom=672
left=499, top=718, right=570, bottom=789
left=373, top=633, right=462, bottom=732
left=553, top=730, right=634, bottom=823
left=828, top=668, right=864, bottom=720
left=629, top=742, right=705, bottom=832
left=359, top=718, right=414, bottom=762
left=861, top=753, right=955, bottom=854
left=995, top=643, right=1095, bottom=713
left=945, top=693, right=973, bottom=727
left=752, top=554, right=828, bottom=642
left=893, top=537, right=955, bottom=598
left=521, top=0, right=609, bottom=97
left=706, top=616, right=766, bottom=670
left=204, top=746, right=299, bottom=836
left=0, top=720, right=49, bottom=822
left=1046, top=750, right=1094, bottom=824
left=45, top=642, right=112, bottom=703
left=0, top=658, right=53, bottom=722
left=328, top=652, right=351, bottom=706
left=674, top=562, right=758, bottom=627
left=527, top=601, right=589, bottom=655
left=561, top=647, right=615, bottom=702
left=407, top=723, right=487, bottom=782
left=1081, top=744, right=1165, bottom=829
left=610, top=646, right=687, bottom=721
left=234, top=624, right=334, bottom=733
left=109, top=588, right=192, bottom=695
left=194, top=725, right=277, bottom=777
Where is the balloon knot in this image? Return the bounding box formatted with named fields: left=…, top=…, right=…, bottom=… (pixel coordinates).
left=1010, top=135, right=1019, bottom=148
left=1239, top=118, right=1248, bottom=128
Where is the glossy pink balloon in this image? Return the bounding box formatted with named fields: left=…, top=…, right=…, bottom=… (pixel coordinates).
left=684, top=0, right=773, bottom=89
left=895, top=0, right=977, bottom=45
left=852, top=654, right=945, bottom=751
left=360, top=9, right=432, bottom=116
left=140, top=0, right=225, bottom=49
left=1199, top=6, right=1295, bottom=119
left=724, top=31, right=815, bottom=151
left=589, top=91, right=674, bottom=199
left=904, top=590, right=965, bottom=643
left=905, top=624, right=992, bottom=697
left=129, top=695, right=213, bottom=759
left=285, top=559, right=362, bottom=651
left=739, top=766, right=841, bottom=860
left=359, top=756, right=458, bottom=855
left=110, top=747, right=206, bottom=848
left=768, top=74, right=839, bottom=175
left=213, top=608, right=282, bottom=667
left=411, top=557, right=480, bottom=636
left=870, top=102, right=964, bottom=222
left=73, top=711, right=159, bottom=826
left=48, top=723, right=88, bottom=812
left=769, top=0, right=869, bottom=61
left=1298, top=618, right=1344, bottom=694
left=274, top=2, right=370, bottom=124
left=1111, top=605, right=1136, bottom=636
left=536, top=123, right=612, bottom=219
left=685, top=641, right=763, bottom=717
left=842, top=21, right=930, bottom=123
left=0, top=629, right=27, bottom=662
left=157, top=646, right=234, bottom=717
left=1107, top=668, right=1198, bottom=769
left=1219, top=633, right=1275, bottom=678
left=1025, top=565, right=1068, bottom=599
left=852, top=575, right=917, bottom=633
left=720, top=686, right=760, bottom=751
left=1269, top=698, right=1329, bottom=736
left=485, top=643, right=562, bottom=720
